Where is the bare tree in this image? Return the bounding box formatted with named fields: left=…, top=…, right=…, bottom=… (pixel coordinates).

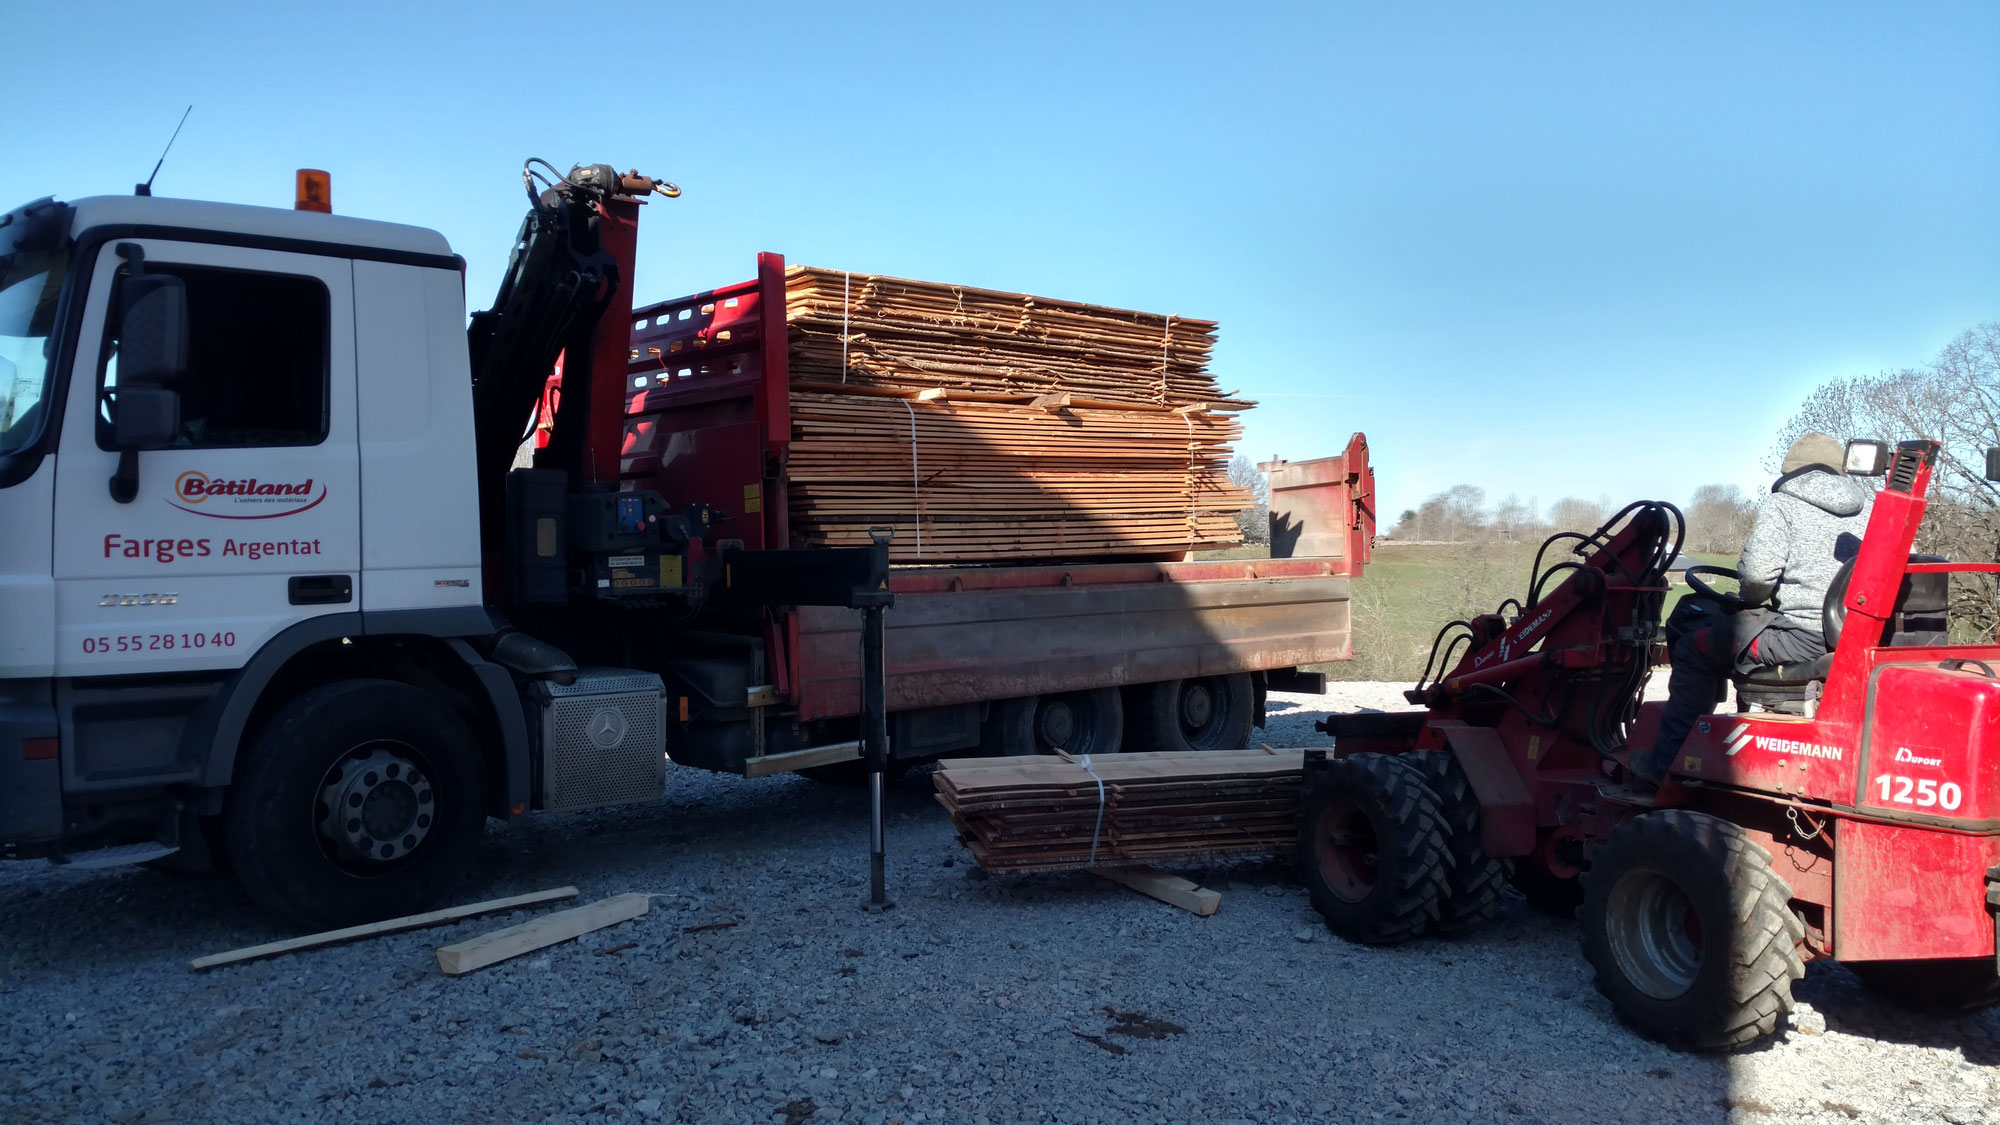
left=1774, top=322, right=2000, bottom=640
left=1401, top=484, right=1489, bottom=541
left=1228, top=455, right=1271, bottom=544
left=1547, top=496, right=1607, bottom=532
left=1685, top=484, right=1756, bottom=555
left=1491, top=493, right=1540, bottom=541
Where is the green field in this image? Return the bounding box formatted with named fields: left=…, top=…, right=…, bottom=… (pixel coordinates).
left=1202, top=542, right=1733, bottom=683
left=1329, top=543, right=1737, bottom=681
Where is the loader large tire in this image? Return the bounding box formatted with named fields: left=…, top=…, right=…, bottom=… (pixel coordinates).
left=1296, top=753, right=1449, bottom=945
left=1846, top=959, right=2000, bottom=1015
left=1579, top=810, right=1805, bottom=1051
left=1405, top=749, right=1510, bottom=935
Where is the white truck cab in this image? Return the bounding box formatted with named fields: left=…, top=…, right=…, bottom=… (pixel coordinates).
left=0, top=194, right=533, bottom=927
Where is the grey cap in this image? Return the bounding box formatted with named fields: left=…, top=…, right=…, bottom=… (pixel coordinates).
left=1782, top=432, right=1845, bottom=475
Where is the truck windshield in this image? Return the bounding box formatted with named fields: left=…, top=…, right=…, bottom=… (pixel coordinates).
left=0, top=200, right=71, bottom=454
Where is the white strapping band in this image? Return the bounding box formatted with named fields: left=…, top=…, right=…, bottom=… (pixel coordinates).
left=1183, top=412, right=1197, bottom=554
left=902, top=398, right=922, bottom=558
left=1160, top=315, right=1173, bottom=404
left=1077, top=753, right=1107, bottom=866
left=840, top=271, right=852, bottom=384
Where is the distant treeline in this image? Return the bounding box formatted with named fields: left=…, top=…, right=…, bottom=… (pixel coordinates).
left=1387, top=484, right=1755, bottom=555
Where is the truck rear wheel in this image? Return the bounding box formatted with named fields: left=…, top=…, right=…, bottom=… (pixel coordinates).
left=1846, top=959, right=2000, bottom=1014
left=226, top=679, right=488, bottom=931
left=1126, top=674, right=1255, bottom=752
left=980, top=690, right=1124, bottom=756
left=1579, top=810, right=1804, bottom=1051
left=1296, top=752, right=1449, bottom=945
left=1404, top=749, right=1510, bottom=935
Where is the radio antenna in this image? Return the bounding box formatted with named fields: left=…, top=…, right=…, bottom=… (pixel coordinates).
left=135, top=105, right=193, bottom=197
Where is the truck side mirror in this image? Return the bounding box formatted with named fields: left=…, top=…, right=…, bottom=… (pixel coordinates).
left=117, top=273, right=189, bottom=385
left=1987, top=447, right=2000, bottom=483
left=106, top=384, right=181, bottom=503
left=112, top=385, right=180, bottom=450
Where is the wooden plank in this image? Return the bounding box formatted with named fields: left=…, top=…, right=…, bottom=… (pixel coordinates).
left=742, top=739, right=863, bottom=778
left=1096, top=866, right=1223, bottom=916
left=189, top=886, right=580, bottom=971
left=435, top=893, right=651, bottom=975
left=934, top=746, right=1305, bottom=873
left=753, top=265, right=1256, bottom=565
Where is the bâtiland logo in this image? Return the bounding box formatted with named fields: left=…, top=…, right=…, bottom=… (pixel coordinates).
left=169, top=470, right=326, bottom=519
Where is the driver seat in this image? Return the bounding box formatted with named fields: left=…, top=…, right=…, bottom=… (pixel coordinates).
left=1734, top=555, right=1948, bottom=715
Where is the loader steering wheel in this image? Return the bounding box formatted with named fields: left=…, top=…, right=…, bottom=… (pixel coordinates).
left=1682, top=565, right=1753, bottom=613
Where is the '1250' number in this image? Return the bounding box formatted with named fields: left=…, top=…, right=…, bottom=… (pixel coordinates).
left=1873, top=773, right=1963, bottom=811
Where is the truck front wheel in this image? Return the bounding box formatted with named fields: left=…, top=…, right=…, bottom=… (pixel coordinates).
left=226, top=679, right=488, bottom=930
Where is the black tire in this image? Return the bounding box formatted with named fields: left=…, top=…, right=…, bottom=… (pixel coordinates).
left=1404, top=749, right=1510, bottom=935
left=1126, top=674, right=1255, bottom=752
left=1846, top=959, right=2000, bottom=1014
left=1579, top=810, right=1805, bottom=1051
left=978, top=697, right=1039, bottom=756
left=1296, top=753, right=1450, bottom=945
left=226, top=679, right=488, bottom=931
left=981, top=689, right=1124, bottom=756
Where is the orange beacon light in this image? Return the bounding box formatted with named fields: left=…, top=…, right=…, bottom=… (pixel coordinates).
left=295, top=169, right=332, bottom=213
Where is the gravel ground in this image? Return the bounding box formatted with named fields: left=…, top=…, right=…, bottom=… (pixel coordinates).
left=3, top=686, right=1998, bottom=1124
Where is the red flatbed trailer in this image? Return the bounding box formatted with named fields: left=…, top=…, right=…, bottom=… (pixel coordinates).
left=615, top=254, right=1374, bottom=772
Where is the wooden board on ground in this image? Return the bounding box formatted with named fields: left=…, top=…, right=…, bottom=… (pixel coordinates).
left=934, top=750, right=1306, bottom=874
left=188, top=886, right=581, bottom=972
left=1096, top=866, right=1223, bottom=916
left=435, top=893, right=651, bottom=976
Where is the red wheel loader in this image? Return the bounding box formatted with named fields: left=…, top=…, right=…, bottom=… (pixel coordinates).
left=1299, top=438, right=2000, bottom=1050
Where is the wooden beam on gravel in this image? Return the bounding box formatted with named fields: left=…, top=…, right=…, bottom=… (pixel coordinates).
left=435, top=893, right=652, bottom=976
left=188, top=886, right=580, bottom=971
left=1096, top=866, right=1222, bottom=917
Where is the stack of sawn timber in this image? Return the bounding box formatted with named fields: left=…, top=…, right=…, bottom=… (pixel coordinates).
left=783, top=267, right=1254, bottom=563
left=933, top=750, right=1301, bottom=873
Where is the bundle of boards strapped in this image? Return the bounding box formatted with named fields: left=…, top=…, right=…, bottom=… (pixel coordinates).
left=781, top=266, right=1254, bottom=563
left=932, top=750, right=1302, bottom=873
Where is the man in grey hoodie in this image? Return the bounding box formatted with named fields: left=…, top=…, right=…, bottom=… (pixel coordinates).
left=1634, top=433, right=1874, bottom=787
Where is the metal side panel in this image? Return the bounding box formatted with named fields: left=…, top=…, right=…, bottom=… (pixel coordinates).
left=791, top=574, right=1350, bottom=721
left=532, top=670, right=667, bottom=813
left=1834, top=818, right=2000, bottom=961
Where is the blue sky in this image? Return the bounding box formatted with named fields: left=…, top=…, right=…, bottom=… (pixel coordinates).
left=5, top=2, right=1995, bottom=522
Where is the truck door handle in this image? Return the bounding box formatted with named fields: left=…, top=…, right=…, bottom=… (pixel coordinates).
left=288, top=575, right=353, bottom=605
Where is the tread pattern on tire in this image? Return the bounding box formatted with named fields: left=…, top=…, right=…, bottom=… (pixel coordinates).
left=1405, top=749, right=1510, bottom=935
left=1579, top=809, right=1805, bottom=1052
left=226, top=678, right=487, bottom=931
left=1296, top=752, right=1451, bottom=946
